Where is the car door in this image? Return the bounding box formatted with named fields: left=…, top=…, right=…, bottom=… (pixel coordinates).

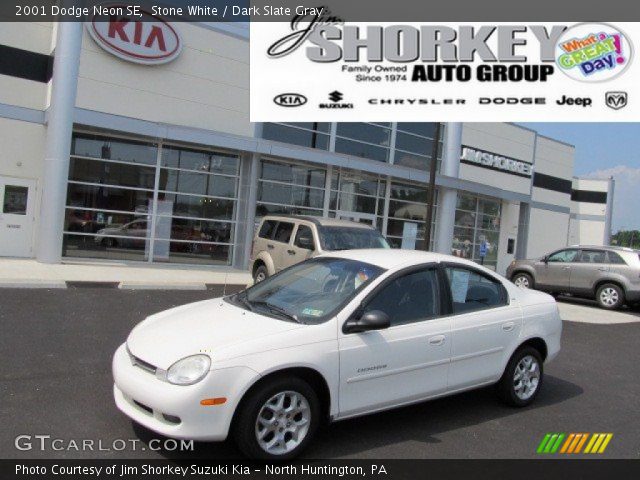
left=338, top=265, right=451, bottom=417
left=443, top=264, right=523, bottom=389
left=570, top=249, right=608, bottom=295
left=535, top=248, right=579, bottom=291
left=270, top=221, right=296, bottom=272
left=285, top=223, right=316, bottom=267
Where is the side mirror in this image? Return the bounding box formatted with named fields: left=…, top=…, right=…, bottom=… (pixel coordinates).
left=298, top=236, right=314, bottom=250
left=343, top=310, right=390, bottom=334
left=542, top=256, right=549, bottom=264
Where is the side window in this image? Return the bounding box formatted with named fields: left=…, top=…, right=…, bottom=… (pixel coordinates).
left=294, top=225, right=316, bottom=250
left=578, top=249, right=606, bottom=264
left=548, top=249, right=579, bottom=263
left=273, top=222, right=294, bottom=244
left=258, top=220, right=277, bottom=239
left=606, top=251, right=627, bottom=265
left=445, top=267, right=506, bottom=314
left=364, top=268, right=440, bottom=326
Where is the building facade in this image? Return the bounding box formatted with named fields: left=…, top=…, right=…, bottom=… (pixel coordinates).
left=0, top=21, right=614, bottom=276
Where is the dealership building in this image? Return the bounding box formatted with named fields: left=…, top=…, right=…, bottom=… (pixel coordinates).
left=0, top=21, right=615, bottom=276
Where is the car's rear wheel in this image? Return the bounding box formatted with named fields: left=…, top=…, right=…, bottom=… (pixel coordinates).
left=596, top=283, right=624, bottom=310
left=496, top=346, right=543, bottom=407
left=233, top=377, right=319, bottom=460
left=253, top=265, right=268, bottom=284
left=512, top=272, right=533, bottom=289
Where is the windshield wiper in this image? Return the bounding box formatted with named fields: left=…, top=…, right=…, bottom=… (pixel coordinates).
left=251, top=300, right=303, bottom=324
left=234, top=291, right=254, bottom=312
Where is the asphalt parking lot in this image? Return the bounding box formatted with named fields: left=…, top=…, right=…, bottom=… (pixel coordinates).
left=1, top=288, right=639, bottom=459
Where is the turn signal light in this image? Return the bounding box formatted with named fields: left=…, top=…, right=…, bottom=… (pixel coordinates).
left=200, top=397, right=227, bottom=406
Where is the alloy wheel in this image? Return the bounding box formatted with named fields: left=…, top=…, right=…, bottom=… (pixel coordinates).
left=255, top=391, right=311, bottom=456
left=514, top=276, right=530, bottom=289
left=513, top=355, right=540, bottom=401
left=600, top=287, right=619, bottom=307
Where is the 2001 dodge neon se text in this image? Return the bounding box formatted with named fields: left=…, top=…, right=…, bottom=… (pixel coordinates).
left=113, top=249, right=562, bottom=459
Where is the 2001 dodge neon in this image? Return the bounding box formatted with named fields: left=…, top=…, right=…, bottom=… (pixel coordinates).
left=113, top=249, right=562, bottom=459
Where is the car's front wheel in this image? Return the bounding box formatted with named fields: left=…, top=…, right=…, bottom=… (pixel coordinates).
left=512, top=272, right=533, bottom=289
left=233, top=377, right=320, bottom=460
left=596, top=283, right=624, bottom=310
left=253, top=264, right=269, bottom=284
left=496, top=346, right=544, bottom=407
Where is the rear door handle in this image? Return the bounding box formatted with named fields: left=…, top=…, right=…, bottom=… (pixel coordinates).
left=502, top=321, right=515, bottom=332
left=267, top=244, right=274, bottom=250
left=428, top=335, right=446, bottom=346
left=287, top=249, right=296, bottom=255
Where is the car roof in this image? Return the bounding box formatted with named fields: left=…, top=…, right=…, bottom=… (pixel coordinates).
left=320, top=248, right=489, bottom=271
left=569, top=245, right=637, bottom=253
left=261, top=215, right=373, bottom=229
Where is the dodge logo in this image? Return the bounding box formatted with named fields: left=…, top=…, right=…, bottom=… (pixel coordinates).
left=605, top=91, right=628, bottom=110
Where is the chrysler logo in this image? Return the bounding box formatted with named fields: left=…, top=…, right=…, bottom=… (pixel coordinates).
left=273, top=93, right=307, bottom=107
left=605, top=91, right=628, bottom=110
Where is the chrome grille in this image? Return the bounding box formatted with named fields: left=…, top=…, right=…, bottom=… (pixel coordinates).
left=127, top=347, right=157, bottom=375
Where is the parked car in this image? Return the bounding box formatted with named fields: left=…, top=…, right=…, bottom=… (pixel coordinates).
left=113, top=250, right=561, bottom=459
left=249, top=215, right=390, bottom=283
left=506, top=245, right=640, bottom=309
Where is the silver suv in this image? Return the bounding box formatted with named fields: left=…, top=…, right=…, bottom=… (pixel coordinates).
left=250, top=215, right=389, bottom=283
left=506, top=246, right=640, bottom=309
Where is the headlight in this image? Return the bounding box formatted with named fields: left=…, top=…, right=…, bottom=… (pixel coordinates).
left=166, top=354, right=211, bottom=385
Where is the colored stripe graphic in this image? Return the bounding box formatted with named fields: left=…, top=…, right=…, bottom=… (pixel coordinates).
left=538, top=433, right=613, bottom=454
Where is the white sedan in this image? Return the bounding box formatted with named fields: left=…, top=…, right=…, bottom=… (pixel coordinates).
left=113, top=250, right=561, bottom=459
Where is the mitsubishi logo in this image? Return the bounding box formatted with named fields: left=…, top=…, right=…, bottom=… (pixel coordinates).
left=329, top=90, right=343, bottom=103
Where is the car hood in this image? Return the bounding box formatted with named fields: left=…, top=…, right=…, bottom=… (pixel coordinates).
left=126, top=298, right=305, bottom=369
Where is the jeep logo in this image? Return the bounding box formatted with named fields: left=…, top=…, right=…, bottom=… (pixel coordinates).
left=273, top=93, right=308, bottom=107
left=87, top=4, right=182, bottom=65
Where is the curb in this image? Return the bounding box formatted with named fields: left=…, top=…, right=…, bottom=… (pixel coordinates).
left=118, top=282, right=208, bottom=290
left=0, top=279, right=67, bottom=289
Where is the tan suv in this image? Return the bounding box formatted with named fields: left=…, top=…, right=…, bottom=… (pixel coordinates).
left=250, top=215, right=390, bottom=283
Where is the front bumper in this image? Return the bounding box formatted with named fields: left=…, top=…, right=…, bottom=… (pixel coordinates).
left=112, top=343, right=258, bottom=441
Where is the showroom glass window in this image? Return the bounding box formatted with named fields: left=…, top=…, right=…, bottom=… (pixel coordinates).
left=335, top=123, right=392, bottom=163
left=386, top=182, right=437, bottom=250
left=262, top=123, right=331, bottom=150
left=394, top=123, right=443, bottom=171
left=63, top=133, right=240, bottom=265
left=453, top=193, right=502, bottom=269
left=255, top=158, right=327, bottom=219
left=328, top=168, right=386, bottom=229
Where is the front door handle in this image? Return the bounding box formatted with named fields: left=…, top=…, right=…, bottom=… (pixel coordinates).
left=287, top=249, right=296, bottom=255
left=597, top=267, right=607, bottom=271
left=502, top=321, right=515, bottom=332
left=428, top=335, right=446, bottom=346
left=267, top=244, right=274, bottom=250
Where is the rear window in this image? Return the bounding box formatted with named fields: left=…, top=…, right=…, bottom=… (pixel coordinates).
left=273, top=222, right=295, bottom=243
left=258, top=220, right=277, bottom=239
left=319, top=227, right=390, bottom=251
left=606, top=251, right=627, bottom=265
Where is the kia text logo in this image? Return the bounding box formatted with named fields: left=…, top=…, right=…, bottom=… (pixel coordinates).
left=273, top=93, right=308, bottom=107
left=87, top=3, right=182, bottom=65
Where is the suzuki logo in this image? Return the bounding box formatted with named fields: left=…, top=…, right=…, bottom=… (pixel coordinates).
left=329, top=90, right=343, bottom=102
left=605, top=91, right=628, bottom=110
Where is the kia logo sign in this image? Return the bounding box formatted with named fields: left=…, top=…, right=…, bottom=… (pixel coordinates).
left=273, top=93, right=308, bottom=107
left=87, top=4, right=181, bottom=65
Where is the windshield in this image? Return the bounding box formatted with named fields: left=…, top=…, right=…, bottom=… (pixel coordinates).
left=231, top=258, right=385, bottom=324
left=319, top=227, right=390, bottom=251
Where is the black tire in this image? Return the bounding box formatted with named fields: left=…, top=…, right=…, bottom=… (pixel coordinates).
left=253, top=264, right=269, bottom=284
left=496, top=346, right=544, bottom=407
left=233, top=376, right=320, bottom=460
left=596, top=283, right=624, bottom=310
left=102, top=238, right=117, bottom=248
left=512, top=272, right=534, bottom=290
